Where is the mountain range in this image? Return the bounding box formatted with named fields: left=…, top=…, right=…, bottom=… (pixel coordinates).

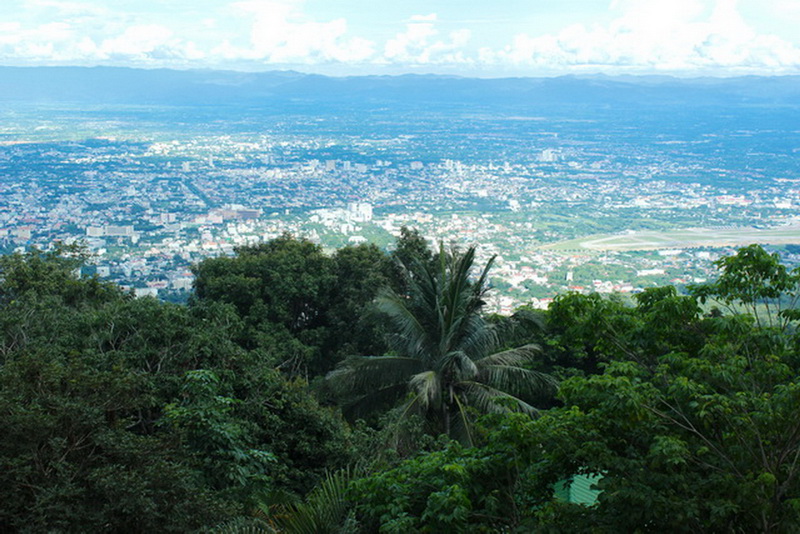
left=1, top=66, right=798, bottom=110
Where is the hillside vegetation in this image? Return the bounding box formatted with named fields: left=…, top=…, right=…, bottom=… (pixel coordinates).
left=1, top=234, right=799, bottom=533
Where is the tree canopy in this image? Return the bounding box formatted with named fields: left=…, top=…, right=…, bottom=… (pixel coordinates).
left=0, top=245, right=353, bottom=532
left=192, top=234, right=395, bottom=376
left=3, top=239, right=800, bottom=532
left=327, top=244, right=557, bottom=443
left=338, top=245, right=800, bottom=533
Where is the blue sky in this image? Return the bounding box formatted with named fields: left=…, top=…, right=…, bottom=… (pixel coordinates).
left=1, top=0, right=799, bottom=76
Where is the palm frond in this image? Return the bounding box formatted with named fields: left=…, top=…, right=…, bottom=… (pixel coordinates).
left=451, top=393, right=475, bottom=447
left=476, top=364, right=558, bottom=401
left=409, top=370, right=440, bottom=411
left=472, top=251, right=496, bottom=300
left=272, top=469, right=355, bottom=534
left=380, top=393, right=431, bottom=449
left=210, top=517, right=277, bottom=534
left=509, top=307, right=546, bottom=332
left=459, top=380, right=540, bottom=417
left=386, top=244, right=498, bottom=362
left=440, top=246, right=496, bottom=358
left=457, top=314, right=497, bottom=359
left=438, top=350, right=478, bottom=381
left=341, top=382, right=412, bottom=420
left=375, top=290, right=435, bottom=360
left=475, top=344, right=540, bottom=367
left=332, top=243, right=552, bottom=440
left=326, top=355, right=423, bottom=397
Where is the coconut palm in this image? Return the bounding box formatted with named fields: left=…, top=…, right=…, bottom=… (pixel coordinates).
left=326, top=244, right=556, bottom=443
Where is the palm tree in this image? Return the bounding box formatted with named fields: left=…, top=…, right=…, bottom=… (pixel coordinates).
left=327, top=244, right=556, bottom=443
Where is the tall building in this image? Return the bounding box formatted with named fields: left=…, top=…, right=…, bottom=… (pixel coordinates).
left=539, top=149, right=557, bottom=163
left=347, top=202, right=373, bottom=222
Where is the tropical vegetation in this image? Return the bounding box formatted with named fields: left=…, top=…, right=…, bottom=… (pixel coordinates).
left=2, top=237, right=800, bottom=532
left=327, top=244, right=556, bottom=443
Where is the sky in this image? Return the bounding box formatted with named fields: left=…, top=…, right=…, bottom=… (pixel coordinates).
left=1, top=0, right=799, bottom=77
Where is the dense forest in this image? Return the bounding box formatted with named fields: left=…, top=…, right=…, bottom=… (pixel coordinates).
left=2, top=231, right=800, bottom=533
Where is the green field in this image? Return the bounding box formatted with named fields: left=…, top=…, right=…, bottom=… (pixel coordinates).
left=542, top=225, right=800, bottom=252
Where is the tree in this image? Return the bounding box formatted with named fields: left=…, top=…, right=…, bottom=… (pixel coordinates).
left=0, top=246, right=354, bottom=531
left=515, top=247, right=800, bottom=532
left=345, top=245, right=800, bottom=532
left=164, top=369, right=274, bottom=493
left=0, top=243, right=123, bottom=307
left=192, top=235, right=395, bottom=376
left=348, top=413, right=543, bottom=533
left=326, top=244, right=394, bottom=361
left=690, top=244, right=800, bottom=330
left=0, top=250, right=239, bottom=532
left=327, top=245, right=556, bottom=443
left=388, top=226, right=435, bottom=292
left=192, top=234, right=335, bottom=336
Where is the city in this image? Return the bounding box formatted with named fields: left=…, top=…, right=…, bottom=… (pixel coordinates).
left=3, top=0, right=800, bottom=526
left=2, top=94, right=799, bottom=312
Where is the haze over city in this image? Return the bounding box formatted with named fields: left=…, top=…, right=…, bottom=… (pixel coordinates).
left=4, top=1, right=800, bottom=532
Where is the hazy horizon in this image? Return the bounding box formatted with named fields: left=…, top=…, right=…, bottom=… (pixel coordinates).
left=3, top=64, right=800, bottom=81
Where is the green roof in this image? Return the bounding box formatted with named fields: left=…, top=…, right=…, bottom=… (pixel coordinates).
left=555, top=474, right=601, bottom=506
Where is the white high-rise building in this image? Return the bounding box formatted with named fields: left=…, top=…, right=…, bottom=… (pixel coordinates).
left=347, top=202, right=373, bottom=222
left=539, top=149, right=557, bottom=162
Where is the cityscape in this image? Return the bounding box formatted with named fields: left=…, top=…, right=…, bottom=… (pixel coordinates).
left=3, top=0, right=800, bottom=527
left=2, top=74, right=799, bottom=312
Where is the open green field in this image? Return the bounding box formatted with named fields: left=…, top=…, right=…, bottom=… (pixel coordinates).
left=541, top=225, right=800, bottom=252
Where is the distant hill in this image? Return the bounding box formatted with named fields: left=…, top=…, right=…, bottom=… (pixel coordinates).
left=0, top=66, right=798, bottom=110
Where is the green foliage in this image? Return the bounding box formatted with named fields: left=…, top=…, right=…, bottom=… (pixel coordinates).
left=543, top=292, right=638, bottom=375
left=0, top=243, right=123, bottom=306
left=194, top=235, right=333, bottom=331
left=192, top=234, right=335, bottom=374
left=633, top=285, right=704, bottom=358
left=390, top=226, right=435, bottom=288
left=346, top=246, right=800, bottom=532
left=349, top=413, right=539, bottom=532
left=209, top=517, right=278, bottom=534
left=0, top=301, right=238, bottom=532
left=267, top=469, right=357, bottom=534
left=0, top=246, right=352, bottom=531
left=488, top=306, right=546, bottom=350
left=328, top=243, right=394, bottom=360
left=243, top=374, right=354, bottom=496
left=519, top=250, right=800, bottom=531
left=164, top=369, right=275, bottom=492
left=328, top=244, right=557, bottom=443
left=690, top=244, right=800, bottom=330
left=525, top=338, right=800, bottom=531
left=193, top=234, right=393, bottom=376
left=7, top=238, right=800, bottom=532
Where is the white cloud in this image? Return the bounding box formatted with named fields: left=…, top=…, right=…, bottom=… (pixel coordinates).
left=0, top=14, right=204, bottom=64
left=409, top=13, right=438, bottom=22
left=21, top=0, right=109, bottom=17
left=0, top=0, right=796, bottom=74
left=0, top=22, right=24, bottom=46
left=100, top=25, right=174, bottom=58
left=0, top=21, right=78, bottom=60
left=772, top=0, right=800, bottom=18
left=217, top=0, right=375, bottom=64
left=383, top=14, right=473, bottom=65
left=493, top=0, right=800, bottom=72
